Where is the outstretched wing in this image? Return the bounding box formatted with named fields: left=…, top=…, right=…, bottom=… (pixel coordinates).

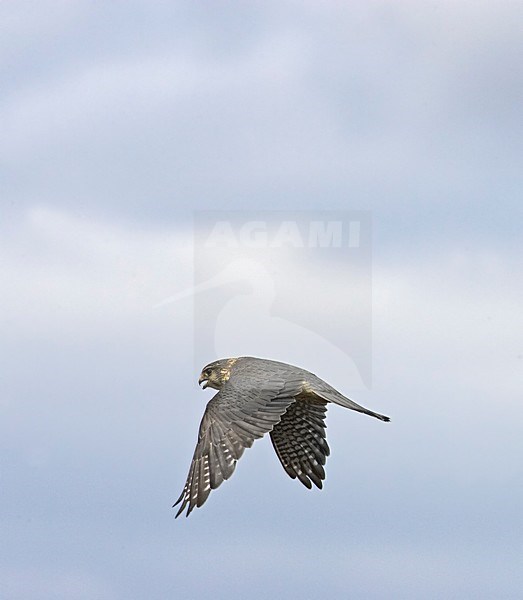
left=270, top=395, right=330, bottom=489
left=174, top=371, right=302, bottom=517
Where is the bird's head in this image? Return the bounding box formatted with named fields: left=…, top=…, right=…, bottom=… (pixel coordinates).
left=198, top=358, right=236, bottom=390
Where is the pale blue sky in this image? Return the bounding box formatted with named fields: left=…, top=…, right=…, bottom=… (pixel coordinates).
left=1, top=2, right=522, bottom=599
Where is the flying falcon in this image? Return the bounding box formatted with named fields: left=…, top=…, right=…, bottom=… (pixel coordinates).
left=174, top=356, right=390, bottom=517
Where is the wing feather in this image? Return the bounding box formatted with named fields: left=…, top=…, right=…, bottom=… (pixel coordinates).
left=174, top=370, right=301, bottom=517
left=270, top=396, right=330, bottom=490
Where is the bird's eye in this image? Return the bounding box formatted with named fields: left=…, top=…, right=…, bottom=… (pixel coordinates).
left=204, top=369, right=211, bottom=377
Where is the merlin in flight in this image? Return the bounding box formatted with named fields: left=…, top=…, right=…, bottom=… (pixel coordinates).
left=174, top=356, right=389, bottom=517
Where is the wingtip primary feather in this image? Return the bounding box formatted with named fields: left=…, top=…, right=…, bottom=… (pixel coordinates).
left=173, top=489, right=188, bottom=518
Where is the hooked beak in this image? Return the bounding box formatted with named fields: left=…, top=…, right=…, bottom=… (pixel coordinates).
left=198, top=373, right=208, bottom=389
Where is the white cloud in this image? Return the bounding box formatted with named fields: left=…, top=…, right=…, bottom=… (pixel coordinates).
left=0, top=207, right=193, bottom=336
left=373, top=250, right=522, bottom=398
left=2, top=207, right=519, bottom=410
left=0, top=32, right=306, bottom=161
